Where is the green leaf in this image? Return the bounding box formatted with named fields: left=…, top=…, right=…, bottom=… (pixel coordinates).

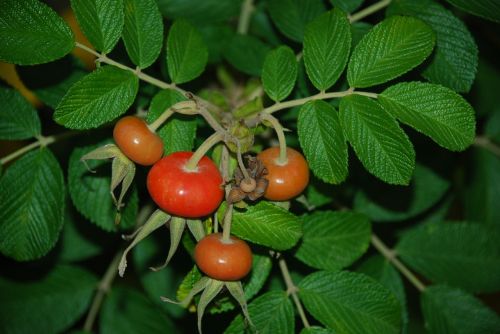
left=421, top=285, right=500, bottom=334
left=147, top=89, right=197, bottom=154
left=379, top=82, right=476, bottom=151
left=347, top=16, right=435, bottom=88
left=0, top=148, right=64, bottom=261
left=330, top=0, right=364, bottom=13
left=262, top=46, right=298, bottom=102
left=0, top=86, right=41, bottom=140
left=0, top=265, right=97, bottom=334
left=354, top=164, right=450, bottom=222
left=54, top=66, right=139, bottom=129
left=224, top=35, right=271, bottom=76
left=303, top=8, right=351, bottom=91
left=465, top=149, right=500, bottom=226
left=200, top=25, right=234, bottom=64
left=0, top=0, right=74, bottom=65
left=388, top=0, right=478, bottom=93
left=225, top=291, right=294, bottom=334
left=299, top=271, right=401, bottom=334
left=157, top=0, right=241, bottom=24
left=397, top=222, right=500, bottom=293
left=339, top=94, right=415, bottom=185
left=351, top=21, right=372, bottom=50
left=68, top=142, right=138, bottom=232
left=298, top=100, right=348, bottom=184
left=301, top=326, right=336, bottom=334
left=70, top=0, right=124, bottom=53
left=122, top=0, right=163, bottom=69
left=267, top=0, right=326, bottom=42
left=295, top=211, right=371, bottom=271
left=100, top=286, right=175, bottom=334
left=444, top=0, right=500, bottom=23
left=232, top=201, right=302, bottom=251
left=357, top=255, right=408, bottom=333
left=167, top=19, right=208, bottom=84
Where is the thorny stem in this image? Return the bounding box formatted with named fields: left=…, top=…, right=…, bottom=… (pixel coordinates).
left=349, top=0, right=392, bottom=23
left=260, top=113, right=288, bottom=165
left=277, top=255, right=311, bottom=329
left=237, top=0, right=254, bottom=35
left=83, top=252, right=122, bottom=332
left=185, top=132, right=224, bottom=171
left=371, top=234, right=426, bottom=292
left=261, top=88, right=376, bottom=115
left=74, top=42, right=220, bottom=113
left=473, top=136, right=500, bottom=157
left=1, top=131, right=77, bottom=166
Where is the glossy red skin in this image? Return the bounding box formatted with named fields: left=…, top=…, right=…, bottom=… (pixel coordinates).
left=194, top=233, right=252, bottom=281
left=113, top=116, right=164, bottom=166
left=257, top=147, right=309, bottom=201
left=147, top=152, right=224, bottom=218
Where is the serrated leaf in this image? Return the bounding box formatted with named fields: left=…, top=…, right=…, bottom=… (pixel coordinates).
left=262, top=46, right=298, bottom=102
left=0, top=148, right=64, bottom=261
left=295, top=211, right=371, bottom=271
left=299, top=271, right=401, bottom=334
left=147, top=89, right=197, bottom=154
left=167, top=19, right=208, bottom=84
left=339, top=94, right=415, bottom=185
left=379, top=81, right=475, bottom=151
left=122, top=0, right=163, bottom=69
left=421, top=285, right=500, bottom=334
left=388, top=0, right=478, bottom=93
left=444, top=0, right=500, bottom=23
left=267, top=0, right=326, bottom=42
left=354, top=164, right=450, bottom=222
left=225, top=35, right=271, bottom=77
left=225, top=291, right=294, bottom=334
left=158, top=0, right=241, bottom=24
left=54, top=66, right=138, bottom=129
left=71, top=0, right=124, bottom=53
left=351, top=21, right=372, bottom=50
left=232, top=201, right=302, bottom=251
left=0, top=85, right=40, bottom=139
left=0, top=0, right=74, bottom=65
left=0, top=265, right=97, bottom=334
left=330, top=0, right=364, bottom=13
left=100, top=286, right=175, bottom=334
left=303, top=8, right=351, bottom=91
left=301, top=326, right=336, bottom=334
left=68, top=142, right=138, bottom=232
left=298, top=100, right=348, bottom=184
left=347, top=16, right=435, bottom=88
left=397, top=222, right=500, bottom=293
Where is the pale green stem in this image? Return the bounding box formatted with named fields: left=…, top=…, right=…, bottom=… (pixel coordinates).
left=474, top=136, right=500, bottom=157
left=237, top=0, right=254, bottom=34
left=236, top=141, right=251, bottom=180
left=277, top=255, right=311, bottom=329
left=349, top=0, right=392, bottom=23
left=222, top=203, right=233, bottom=242
left=185, top=132, right=223, bottom=171
left=148, top=108, right=174, bottom=132
left=260, top=113, right=288, bottom=165
left=371, top=234, right=426, bottom=292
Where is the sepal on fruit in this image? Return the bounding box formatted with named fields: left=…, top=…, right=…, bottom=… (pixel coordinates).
left=150, top=217, right=186, bottom=271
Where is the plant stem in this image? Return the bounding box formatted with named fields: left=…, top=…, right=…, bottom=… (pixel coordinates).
left=371, top=234, right=426, bottom=292
left=260, top=113, right=288, bottom=165
left=262, top=89, right=376, bottom=115
left=83, top=251, right=122, bottom=332
left=236, top=142, right=251, bottom=180
left=277, top=255, right=311, bottom=329
left=185, top=132, right=223, bottom=171
left=473, top=136, right=500, bottom=157
left=74, top=42, right=220, bottom=112
left=222, top=203, right=233, bottom=242
left=1, top=131, right=77, bottom=166
left=237, top=0, right=254, bottom=34
left=349, top=0, right=392, bottom=23
left=148, top=108, right=174, bottom=132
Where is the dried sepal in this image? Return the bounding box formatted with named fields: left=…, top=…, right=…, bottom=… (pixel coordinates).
left=150, top=217, right=186, bottom=271
left=118, top=209, right=170, bottom=277
left=228, top=155, right=268, bottom=204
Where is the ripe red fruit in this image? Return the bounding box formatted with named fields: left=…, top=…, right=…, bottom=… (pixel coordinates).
left=194, top=233, right=252, bottom=281
left=147, top=152, right=224, bottom=218
left=113, top=116, right=163, bottom=165
left=257, top=147, right=309, bottom=201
